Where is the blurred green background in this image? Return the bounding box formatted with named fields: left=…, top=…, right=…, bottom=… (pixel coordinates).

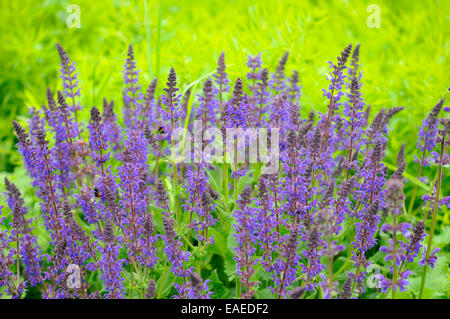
left=0, top=0, right=449, bottom=175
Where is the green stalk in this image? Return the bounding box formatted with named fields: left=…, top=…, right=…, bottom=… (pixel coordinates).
left=157, top=258, right=168, bottom=299
left=236, top=278, right=241, bottom=298
left=351, top=263, right=361, bottom=294
left=128, top=256, right=143, bottom=298
left=173, top=162, right=179, bottom=221
left=141, top=268, right=149, bottom=298
left=171, top=134, right=180, bottom=223
left=328, top=235, right=333, bottom=291
left=223, top=163, right=229, bottom=211
left=334, top=249, right=353, bottom=277
left=173, top=218, right=195, bottom=250
left=16, top=234, right=20, bottom=286
left=418, top=139, right=444, bottom=298
left=233, top=138, right=238, bottom=209
left=128, top=268, right=134, bottom=298
left=392, top=215, right=397, bottom=299
left=233, top=175, right=238, bottom=208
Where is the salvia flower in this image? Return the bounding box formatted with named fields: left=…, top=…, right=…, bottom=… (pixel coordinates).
left=271, top=51, right=289, bottom=93
left=102, top=98, right=122, bottom=150
left=376, top=269, right=412, bottom=293
left=161, top=214, right=191, bottom=292
left=195, top=77, right=219, bottom=127
left=340, top=274, right=353, bottom=299
left=122, top=44, right=144, bottom=128
left=233, top=185, right=259, bottom=298
left=185, top=272, right=212, bottom=299
left=416, top=98, right=444, bottom=154
left=87, top=106, right=109, bottom=167
left=98, top=219, right=125, bottom=298
left=213, top=51, right=229, bottom=104
left=419, top=247, right=440, bottom=268
left=272, top=225, right=301, bottom=298
left=144, top=279, right=156, bottom=299
left=161, top=67, right=184, bottom=136
left=5, top=45, right=443, bottom=300
left=57, top=43, right=81, bottom=115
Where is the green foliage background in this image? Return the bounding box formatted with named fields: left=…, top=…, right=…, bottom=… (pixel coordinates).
left=0, top=0, right=448, bottom=298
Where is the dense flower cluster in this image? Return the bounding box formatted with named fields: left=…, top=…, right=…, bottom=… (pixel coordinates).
left=0, top=43, right=447, bottom=299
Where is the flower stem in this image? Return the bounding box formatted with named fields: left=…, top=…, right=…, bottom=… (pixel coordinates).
left=16, top=234, right=20, bottom=286
left=128, top=268, right=134, bottom=298
left=172, top=138, right=180, bottom=224
left=392, top=215, right=397, bottom=299
left=223, top=163, right=229, bottom=211
left=234, top=176, right=238, bottom=208
left=328, top=237, right=334, bottom=291
left=157, top=257, right=168, bottom=299
left=236, top=278, right=241, bottom=298
left=418, top=139, right=444, bottom=298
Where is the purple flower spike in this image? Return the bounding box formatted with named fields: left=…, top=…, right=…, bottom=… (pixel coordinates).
left=57, top=43, right=81, bottom=114
left=123, top=44, right=143, bottom=129
left=417, top=99, right=444, bottom=153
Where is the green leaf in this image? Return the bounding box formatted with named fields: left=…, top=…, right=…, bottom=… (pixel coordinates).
left=256, top=288, right=275, bottom=299
left=409, top=255, right=448, bottom=298
left=224, top=258, right=236, bottom=281
left=434, top=226, right=450, bottom=247
left=237, top=170, right=254, bottom=194
left=209, top=270, right=230, bottom=299
left=227, top=226, right=237, bottom=251
left=206, top=168, right=222, bottom=193
left=208, top=228, right=228, bottom=259
left=206, top=168, right=232, bottom=212
left=396, top=290, right=414, bottom=299
left=224, top=232, right=237, bottom=284
left=149, top=204, right=165, bottom=234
